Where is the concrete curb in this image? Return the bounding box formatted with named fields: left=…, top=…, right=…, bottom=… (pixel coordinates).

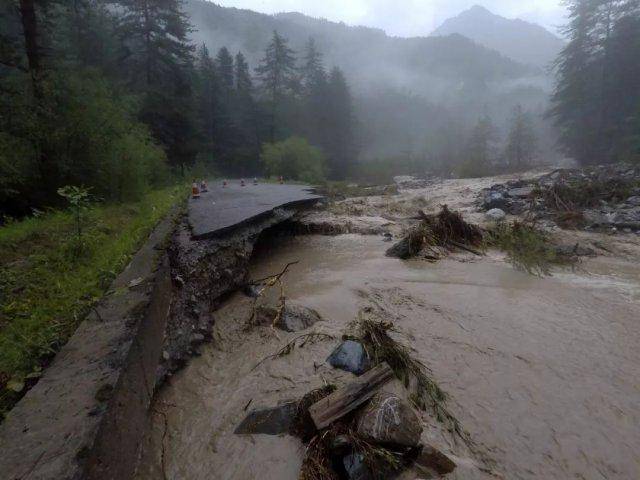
left=0, top=212, right=178, bottom=480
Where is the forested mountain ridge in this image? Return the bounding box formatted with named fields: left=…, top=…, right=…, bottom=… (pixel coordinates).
left=185, top=0, right=539, bottom=96
left=431, top=5, right=565, bottom=68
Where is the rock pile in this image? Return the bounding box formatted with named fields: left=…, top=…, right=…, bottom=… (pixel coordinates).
left=479, top=164, right=640, bottom=233
left=235, top=317, right=460, bottom=479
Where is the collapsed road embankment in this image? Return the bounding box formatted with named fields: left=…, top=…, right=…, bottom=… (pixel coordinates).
left=0, top=181, right=322, bottom=480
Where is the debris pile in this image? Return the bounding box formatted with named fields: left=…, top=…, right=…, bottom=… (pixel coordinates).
left=386, top=205, right=483, bottom=260
left=236, top=310, right=460, bottom=479
left=479, top=164, right=640, bottom=233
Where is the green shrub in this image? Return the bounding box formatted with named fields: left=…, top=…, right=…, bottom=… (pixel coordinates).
left=261, top=137, right=326, bottom=184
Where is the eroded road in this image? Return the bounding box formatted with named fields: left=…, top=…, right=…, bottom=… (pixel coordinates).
left=188, top=181, right=322, bottom=239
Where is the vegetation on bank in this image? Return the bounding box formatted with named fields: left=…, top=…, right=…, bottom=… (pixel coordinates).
left=0, top=186, right=185, bottom=418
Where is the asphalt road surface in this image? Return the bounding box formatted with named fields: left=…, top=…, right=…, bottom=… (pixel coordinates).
left=188, top=180, right=322, bottom=239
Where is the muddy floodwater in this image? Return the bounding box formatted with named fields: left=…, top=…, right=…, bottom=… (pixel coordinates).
left=136, top=233, right=640, bottom=480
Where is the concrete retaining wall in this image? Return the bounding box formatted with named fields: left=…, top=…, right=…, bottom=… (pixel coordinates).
left=0, top=214, right=176, bottom=480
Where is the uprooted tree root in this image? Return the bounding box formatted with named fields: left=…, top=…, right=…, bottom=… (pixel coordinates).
left=535, top=177, right=637, bottom=211
left=352, top=311, right=466, bottom=440
left=392, top=205, right=485, bottom=260
left=244, top=261, right=299, bottom=330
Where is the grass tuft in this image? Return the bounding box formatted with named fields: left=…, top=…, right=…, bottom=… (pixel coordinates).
left=486, top=220, right=570, bottom=276
left=353, top=311, right=464, bottom=439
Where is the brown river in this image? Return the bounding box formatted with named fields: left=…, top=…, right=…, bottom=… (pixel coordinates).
left=135, top=230, right=640, bottom=480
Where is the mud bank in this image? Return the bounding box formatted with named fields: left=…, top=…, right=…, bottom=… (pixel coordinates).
left=159, top=207, right=301, bottom=380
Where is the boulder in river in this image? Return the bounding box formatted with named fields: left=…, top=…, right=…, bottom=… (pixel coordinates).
left=483, top=191, right=508, bottom=210
left=327, top=340, right=373, bottom=375
left=234, top=401, right=298, bottom=435
left=414, top=444, right=457, bottom=475
left=485, top=208, right=506, bottom=221
left=356, top=391, right=423, bottom=448
left=385, top=237, right=412, bottom=259
left=257, top=303, right=322, bottom=332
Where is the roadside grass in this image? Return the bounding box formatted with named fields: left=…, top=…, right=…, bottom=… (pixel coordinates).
left=0, top=186, right=185, bottom=418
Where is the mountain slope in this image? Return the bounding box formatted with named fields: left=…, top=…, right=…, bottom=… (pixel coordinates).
left=431, top=5, right=564, bottom=67
left=185, top=0, right=538, bottom=98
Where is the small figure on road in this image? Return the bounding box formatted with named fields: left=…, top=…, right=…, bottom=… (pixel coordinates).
left=191, top=180, right=200, bottom=199
left=222, top=180, right=227, bottom=188
left=253, top=177, right=258, bottom=185
left=240, top=179, right=246, bottom=187
left=200, top=180, right=208, bottom=193
left=279, top=175, right=284, bottom=184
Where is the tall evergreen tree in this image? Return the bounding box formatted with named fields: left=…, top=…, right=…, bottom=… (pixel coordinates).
left=195, top=43, right=218, bottom=166
left=462, top=114, right=498, bottom=176
left=215, top=46, right=234, bottom=91
left=550, top=0, right=640, bottom=164
left=234, top=51, right=252, bottom=93
left=114, top=0, right=197, bottom=172
left=255, top=30, right=297, bottom=142
left=324, top=67, right=355, bottom=178
left=505, top=105, right=537, bottom=171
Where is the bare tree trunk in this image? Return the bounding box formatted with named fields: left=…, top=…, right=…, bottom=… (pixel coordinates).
left=19, top=0, right=42, bottom=99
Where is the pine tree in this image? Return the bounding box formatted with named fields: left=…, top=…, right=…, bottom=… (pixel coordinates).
left=114, top=0, right=197, bottom=172
left=255, top=30, right=297, bottom=142
left=301, top=38, right=325, bottom=91
left=195, top=43, right=218, bottom=166
left=461, top=114, right=498, bottom=177
left=215, top=46, right=234, bottom=91
left=324, top=67, right=355, bottom=178
left=550, top=0, right=640, bottom=164
left=234, top=51, right=252, bottom=94
left=505, top=105, right=537, bottom=171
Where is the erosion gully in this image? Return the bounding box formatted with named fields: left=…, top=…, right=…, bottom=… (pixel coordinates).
left=136, top=181, right=640, bottom=480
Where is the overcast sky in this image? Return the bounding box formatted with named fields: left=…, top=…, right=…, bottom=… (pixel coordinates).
left=210, top=1, right=567, bottom=37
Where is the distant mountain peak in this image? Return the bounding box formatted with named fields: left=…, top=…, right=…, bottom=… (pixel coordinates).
left=432, top=5, right=564, bottom=67
left=468, top=5, right=492, bottom=14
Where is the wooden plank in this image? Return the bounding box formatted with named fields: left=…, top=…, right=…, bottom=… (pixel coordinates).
left=309, top=362, right=394, bottom=429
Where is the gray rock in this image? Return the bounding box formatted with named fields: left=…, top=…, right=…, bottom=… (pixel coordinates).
left=343, top=452, right=400, bottom=480
left=356, top=392, right=423, bottom=448
left=385, top=237, right=412, bottom=259
left=234, top=401, right=298, bottom=435
left=257, top=303, right=322, bottom=332
left=554, top=244, right=596, bottom=257
left=507, top=186, right=534, bottom=198
left=485, top=208, right=506, bottom=221
left=483, top=191, right=508, bottom=210
left=344, top=453, right=372, bottom=480
left=626, top=196, right=640, bottom=206
left=327, top=340, right=373, bottom=375
left=414, top=445, right=457, bottom=475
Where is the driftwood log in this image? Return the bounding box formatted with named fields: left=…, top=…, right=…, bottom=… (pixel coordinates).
left=309, top=362, right=394, bottom=429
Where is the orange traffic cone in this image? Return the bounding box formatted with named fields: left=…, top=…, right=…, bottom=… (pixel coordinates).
left=191, top=182, right=200, bottom=199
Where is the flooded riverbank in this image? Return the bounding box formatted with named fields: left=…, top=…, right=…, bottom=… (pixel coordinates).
left=136, top=231, right=640, bottom=480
